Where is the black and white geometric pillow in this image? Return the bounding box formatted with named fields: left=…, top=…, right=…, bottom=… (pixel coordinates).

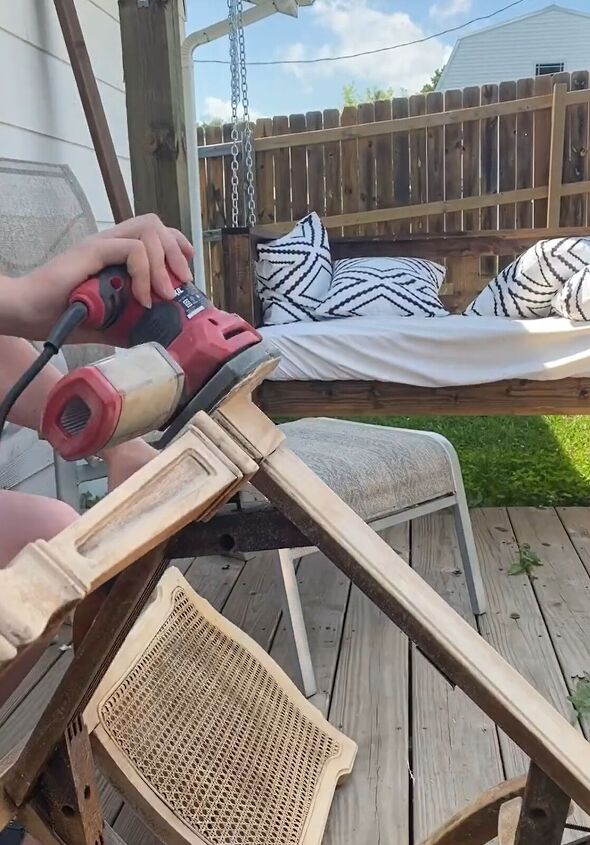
left=464, top=237, right=590, bottom=318
left=552, top=266, right=590, bottom=321
left=256, top=212, right=332, bottom=324
left=315, top=257, right=448, bottom=318
left=260, top=295, right=320, bottom=326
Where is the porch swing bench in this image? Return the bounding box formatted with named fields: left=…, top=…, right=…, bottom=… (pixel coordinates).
left=220, top=225, right=590, bottom=418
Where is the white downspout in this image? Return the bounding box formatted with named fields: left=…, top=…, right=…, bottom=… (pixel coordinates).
left=181, top=34, right=207, bottom=292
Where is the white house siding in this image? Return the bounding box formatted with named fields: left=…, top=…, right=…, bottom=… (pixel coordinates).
left=437, top=6, right=590, bottom=91
left=0, top=0, right=130, bottom=229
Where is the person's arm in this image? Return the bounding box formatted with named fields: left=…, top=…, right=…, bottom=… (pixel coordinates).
left=0, top=335, right=157, bottom=488
left=0, top=214, right=194, bottom=341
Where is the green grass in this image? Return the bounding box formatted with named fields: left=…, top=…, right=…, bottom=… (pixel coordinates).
left=346, top=415, right=590, bottom=507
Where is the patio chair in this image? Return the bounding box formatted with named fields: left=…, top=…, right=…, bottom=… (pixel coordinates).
left=240, top=417, right=486, bottom=697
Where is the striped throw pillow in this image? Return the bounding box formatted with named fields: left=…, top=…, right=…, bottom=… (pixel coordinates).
left=315, top=257, right=448, bottom=318
left=464, top=237, right=590, bottom=318
left=256, top=212, right=332, bottom=324
left=552, top=266, right=590, bottom=321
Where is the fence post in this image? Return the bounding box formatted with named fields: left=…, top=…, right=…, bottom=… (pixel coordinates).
left=546, top=83, right=568, bottom=227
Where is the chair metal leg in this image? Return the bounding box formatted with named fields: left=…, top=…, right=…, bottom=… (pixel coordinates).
left=453, top=495, right=487, bottom=616
left=274, top=548, right=317, bottom=698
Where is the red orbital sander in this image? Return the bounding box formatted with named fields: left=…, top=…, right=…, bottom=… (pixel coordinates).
left=3, top=266, right=276, bottom=460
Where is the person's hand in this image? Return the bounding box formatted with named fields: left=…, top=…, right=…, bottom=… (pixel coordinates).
left=17, top=214, right=195, bottom=340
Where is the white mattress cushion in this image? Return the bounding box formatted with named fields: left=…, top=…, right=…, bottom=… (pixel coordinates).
left=465, top=237, right=590, bottom=318
left=260, top=314, right=590, bottom=387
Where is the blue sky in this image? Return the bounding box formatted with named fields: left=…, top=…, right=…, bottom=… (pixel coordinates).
left=187, top=0, right=589, bottom=122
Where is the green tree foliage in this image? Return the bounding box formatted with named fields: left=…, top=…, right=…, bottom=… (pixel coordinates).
left=421, top=67, right=443, bottom=94
left=342, top=83, right=395, bottom=107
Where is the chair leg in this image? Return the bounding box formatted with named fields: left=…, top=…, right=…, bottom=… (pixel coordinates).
left=274, top=549, right=317, bottom=698
left=453, top=495, right=487, bottom=616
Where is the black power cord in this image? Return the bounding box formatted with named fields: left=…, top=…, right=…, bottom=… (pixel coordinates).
left=0, top=301, right=89, bottom=445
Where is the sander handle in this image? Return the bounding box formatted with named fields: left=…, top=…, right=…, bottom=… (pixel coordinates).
left=68, top=264, right=131, bottom=330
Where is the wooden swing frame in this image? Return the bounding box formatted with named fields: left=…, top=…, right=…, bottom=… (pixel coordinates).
left=221, top=224, right=590, bottom=418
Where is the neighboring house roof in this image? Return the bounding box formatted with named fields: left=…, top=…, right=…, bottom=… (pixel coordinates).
left=437, top=5, right=590, bottom=90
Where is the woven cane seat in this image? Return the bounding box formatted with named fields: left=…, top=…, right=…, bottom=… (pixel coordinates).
left=85, top=568, right=356, bottom=845
left=276, top=418, right=455, bottom=522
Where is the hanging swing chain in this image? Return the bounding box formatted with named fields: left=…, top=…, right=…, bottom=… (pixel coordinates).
left=227, top=0, right=257, bottom=228
left=237, top=0, right=257, bottom=228
left=227, top=0, right=241, bottom=228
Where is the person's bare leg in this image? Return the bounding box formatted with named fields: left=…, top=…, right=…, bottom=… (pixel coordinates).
left=0, top=490, right=78, bottom=705
left=0, top=490, right=78, bottom=845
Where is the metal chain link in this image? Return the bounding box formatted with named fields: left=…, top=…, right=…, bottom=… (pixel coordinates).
left=236, top=0, right=257, bottom=227
left=227, top=0, right=257, bottom=228
left=227, top=0, right=241, bottom=227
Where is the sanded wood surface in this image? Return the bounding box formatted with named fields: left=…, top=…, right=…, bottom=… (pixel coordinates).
left=0, top=416, right=258, bottom=671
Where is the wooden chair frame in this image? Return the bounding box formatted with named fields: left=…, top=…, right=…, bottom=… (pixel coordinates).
left=220, top=225, right=590, bottom=418
left=0, top=359, right=589, bottom=845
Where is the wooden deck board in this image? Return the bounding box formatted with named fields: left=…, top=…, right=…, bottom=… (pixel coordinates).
left=509, top=508, right=590, bottom=731
left=323, top=525, right=410, bottom=845
left=3, top=509, right=590, bottom=845
left=473, top=509, right=576, bottom=774
left=411, top=511, right=504, bottom=842
left=269, top=549, right=351, bottom=716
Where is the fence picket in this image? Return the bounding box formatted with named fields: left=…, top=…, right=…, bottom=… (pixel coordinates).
left=254, top=118, right=274, bottom=225
left=273, top=115, right=290, bottom=223
left=341, top=105, right=359, bottom=236
left=374, top=99, right=393, bottom=236
left=324, top=108, right=342, bottom=236
left=358, top=101, right=376, bottom=235
left=516, top=77, right=534, bottom=229
left=533, top=74, right=553, bottom=227
left=481, top=83, right=499, bottom=278
left=562, top=70, right=589, bottom=227
left=426, top=91, right=444, bottom=234
left=392, top=97, right=410, bottom=235
left=289, top=114, right=308, bottom=222
left=444, top=89, right=462, bottom=233
left=409, top=94, right=426, bottom=233
left=306, top=111, right=324, bottom=219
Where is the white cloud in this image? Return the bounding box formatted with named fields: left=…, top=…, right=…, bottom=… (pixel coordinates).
left=281, top=0, right=452, bottom=96
left=429, top=0, right=471, bottom=19
left=199, top=96, right=261, bottom=124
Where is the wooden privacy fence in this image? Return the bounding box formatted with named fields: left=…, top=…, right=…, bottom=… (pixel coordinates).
left=197, top=70, right=590, bottom=298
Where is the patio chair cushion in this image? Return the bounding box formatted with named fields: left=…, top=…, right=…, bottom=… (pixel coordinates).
left=277, top=418, right=455, bottom=522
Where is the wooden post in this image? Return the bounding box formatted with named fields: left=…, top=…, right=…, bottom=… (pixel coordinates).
left=514, top=763, right=571, bottom=845
left=546, top=83, right=568, bottom=227
left=30, top=716, right=104, bottom=845
left=54, top=0, right=133, bottom=222
left=221, top=228, right=257, bottom=325
left=118, top=0, right=191, bottom=238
